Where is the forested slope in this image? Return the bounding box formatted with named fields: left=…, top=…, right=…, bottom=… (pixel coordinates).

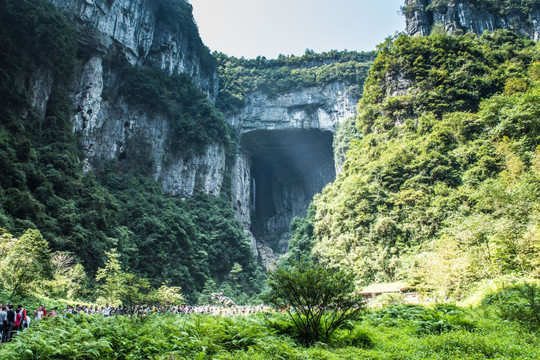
left=289, top=30, right=540, bottom=297
left=0, top=0, right=260, bottom=303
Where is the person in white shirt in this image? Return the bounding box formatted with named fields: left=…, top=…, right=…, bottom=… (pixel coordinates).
left=34, top=305, right=44, bottom=320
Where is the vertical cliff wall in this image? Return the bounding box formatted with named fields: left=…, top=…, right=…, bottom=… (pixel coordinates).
left=404, top=0, right=540, bottom=38
left=226, top=81, right=360, bottom=265
left=40, top=0, right=370, bottom=265
left=43, top=0, right=225, bottom=197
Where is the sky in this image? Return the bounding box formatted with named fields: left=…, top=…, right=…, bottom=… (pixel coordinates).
left=188, top=0, right=406, bottom=59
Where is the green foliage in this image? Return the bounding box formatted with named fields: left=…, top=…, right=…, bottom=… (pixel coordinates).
left=482, top=280, right=540, bottom=330
left=119, top=67, right=232, bottom=157
left=0, top=0, right=260, bottom=302
left=197, top=279, right=218, bottom=305
left=0, top=0, right=122, bottom=275
left=95, top=172, right=261, bottom=300
left=0, top=0, right=77, bottom=85
left=289, top=31, right=540, bottom=296
left=360, top=30, right=535, bottom=133
left=0, top=306, right=538, bottom=359
left=43, top=254, right=88, bottom=300
left=263, top=263, right=364, bottom=346
left=215, top=50, right=375, bottom=111
left=328, top=326, right=374, bottom=348
left=155, top=0, right=215, bottom=74
left=333, top=116, right=362, bottom=172
left=404, top=0, right=540, bottom=20
left=95, top=249, right=128, bottom=305
left=156, top=283, right=184, bottom=305
left=281, top=205, right=317, bottom=266
left=0, top=228, right=53, bottom=296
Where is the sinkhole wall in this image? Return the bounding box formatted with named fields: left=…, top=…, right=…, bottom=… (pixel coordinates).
left=226, top=82, right=358, bottom=266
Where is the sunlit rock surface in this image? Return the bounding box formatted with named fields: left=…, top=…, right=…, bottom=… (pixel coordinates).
left=44, top=0, right=223, bottom=197
left=405, top=0, right=540, bottom=39
left=228, top=83, right=358, bottom=261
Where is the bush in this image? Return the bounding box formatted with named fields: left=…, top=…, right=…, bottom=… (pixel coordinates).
left=482, top=281, right=540, bottom=330
left=263, top=263, right=365, bottom=346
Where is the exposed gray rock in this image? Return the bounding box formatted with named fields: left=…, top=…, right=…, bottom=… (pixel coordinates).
left=48, top=0, right=217, bottom=99
left=405, top=0, right=540, bottom=39
left=231, top=152, right=257, bottom=254
left=226, top=79, right=356, bottom=265
left=160, top=144, right=226, bottom=197
left=226, top=82, right=357, bottom=134
left=27, top=67, right=55, bottom=122
left=71, top=56, right=226, bottom=197
left=38, top=0, right=224, bottom=199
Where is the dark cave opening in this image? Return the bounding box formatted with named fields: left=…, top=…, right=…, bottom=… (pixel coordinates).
left=241, top=129, right=336, bottom=253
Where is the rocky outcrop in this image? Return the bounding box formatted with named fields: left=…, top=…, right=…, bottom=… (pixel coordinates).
left=70, top=55, right=225, bottom=197
left=28, top=67, right=55, bottom=122
left=227, top=82, right=358, bottom=261
left=41, top=0, right=363, bottom=262
left=48, top=0, right=217, bottom=98
left=40, top=0, right=224, bottom=197
left=405, top=0, right=540, bottom=39
left=226, top=81, right=357, bottom=134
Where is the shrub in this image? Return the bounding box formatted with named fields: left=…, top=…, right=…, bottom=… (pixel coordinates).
left=482, top=281, right=540, bottom=330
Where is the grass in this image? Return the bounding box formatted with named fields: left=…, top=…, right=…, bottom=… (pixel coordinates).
left=0, top=304, right=537, bottom=359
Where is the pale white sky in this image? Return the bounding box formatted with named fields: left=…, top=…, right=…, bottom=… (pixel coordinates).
left=189, top=0, right=406, bottom=59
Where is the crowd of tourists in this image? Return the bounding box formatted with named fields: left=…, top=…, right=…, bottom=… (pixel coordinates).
left=0, top=302, right=271, bottom=343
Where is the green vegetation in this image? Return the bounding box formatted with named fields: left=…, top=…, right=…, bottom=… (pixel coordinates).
left=403, top=0, right=540, bottom=19
left=119, top=67, right=232, bottom=157
left=155, top=0, right=215, bottom=74
left=0, top=228, right=52, bottom=296
left=264, top=263, right=364, bottom=346
left=289, top=30, right=540, bottom=299
left=215, top=50, right=375, bottom=111
left=0, top=302, right=538, bottom=359
left=0, top=0, right=259, bottom=303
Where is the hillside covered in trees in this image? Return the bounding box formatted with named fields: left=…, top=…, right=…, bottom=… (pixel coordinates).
left=0, top=0, right=262, bottom=303
left=288, top=29, right=540, bottom=298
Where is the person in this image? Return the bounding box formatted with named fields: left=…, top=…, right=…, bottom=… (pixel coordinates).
left=0, top=306, right=7, bottom=343
left=12, top=309, right=21, bottom=337
left=5, top=304, right=15, bottom=341
left=17, top=305, right=28, bottom=330
left=41, top=304, right=47, bottom=318
left=34, top=305, right=44, bottom=320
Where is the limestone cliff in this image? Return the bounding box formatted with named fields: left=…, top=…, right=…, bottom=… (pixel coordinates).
left=226, top=82, right=357, bottom=133
left=404, top=0, right=540, bottom=38
left=226, top=81, right=359, bottom=262
left=38, top=0, right=366, bottom=262
left=49, top=0, right=217, bottom=97
left=42, top=0, right=224, bottom=197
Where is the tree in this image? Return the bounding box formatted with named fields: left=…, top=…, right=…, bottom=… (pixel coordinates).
left=156, top=282, right=184, bottom=305
left=0, top=228, right=53, bottom=296
left=95, top=248, right=126, bottom=306
left=263, top=263, right=365, bottom=346
left=198, top=279, right=218, bottom=305
left=44, top=252, right=87, bottom=300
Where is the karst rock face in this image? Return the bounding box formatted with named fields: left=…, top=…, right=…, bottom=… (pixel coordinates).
left=226, top=82, right=358, bottom=260
left=405, top=0, right=540, bottom=38
left=41, top=0, right=224, bottom=197
left=38, top=0, right=362, bottom=261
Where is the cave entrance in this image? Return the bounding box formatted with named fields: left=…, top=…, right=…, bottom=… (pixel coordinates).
left=241, top=129, right=336, bottom=253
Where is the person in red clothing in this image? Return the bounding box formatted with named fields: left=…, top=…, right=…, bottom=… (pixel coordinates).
left=17, top=305, right=28, bottom=330
left=41, top=304, right=47, bottom=317
left=11, top=309, right=21, bottom=339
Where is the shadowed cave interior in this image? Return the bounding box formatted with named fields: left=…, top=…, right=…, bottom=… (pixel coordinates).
left=240, top=129, right=336, bottom=253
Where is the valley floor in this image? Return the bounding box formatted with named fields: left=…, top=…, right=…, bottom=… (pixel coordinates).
left=0, top=304, right=537, bottom=359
